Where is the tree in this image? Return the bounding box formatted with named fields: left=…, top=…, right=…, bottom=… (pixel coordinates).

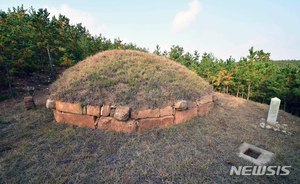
left=30, top=8, right=58, bottom=80
left=169, top=45, right=184, bottom=61
left=153, top=44, right=161, bottom=55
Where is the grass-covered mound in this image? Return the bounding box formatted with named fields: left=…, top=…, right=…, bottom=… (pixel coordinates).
left=50, top=50, right=212, bottom=109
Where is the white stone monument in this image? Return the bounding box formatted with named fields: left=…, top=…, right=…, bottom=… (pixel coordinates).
left=267, top=97, right=281, bottom=125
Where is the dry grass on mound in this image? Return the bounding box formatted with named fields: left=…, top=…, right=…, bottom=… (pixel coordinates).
left=50, top=50, right=212, bottom=109
left=0, top=91, right=299, bottom=183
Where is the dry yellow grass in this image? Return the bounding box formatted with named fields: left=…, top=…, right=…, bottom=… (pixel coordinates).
left=50, top=50, right=212, bottom=109
left=0, top=91, right=299, bottom=183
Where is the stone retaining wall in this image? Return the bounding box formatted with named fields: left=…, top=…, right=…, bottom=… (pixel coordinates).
left=47, top=93, right=216, bottom=133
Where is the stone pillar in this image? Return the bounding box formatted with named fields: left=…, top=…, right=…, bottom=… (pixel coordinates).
left=24, top=96, right=36, bottom=110
left=267, top=97, right=281, bottom=125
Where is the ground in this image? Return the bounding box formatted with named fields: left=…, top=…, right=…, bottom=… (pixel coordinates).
left=0, top=89, right=299, bottom=183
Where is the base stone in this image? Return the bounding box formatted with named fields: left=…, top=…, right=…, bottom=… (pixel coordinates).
left=174, top=108, right=198, bottom=124
left=62, top=112, right=95, bottom=129
left=138, top=116, right=174, bottom=132
left=49, top=93, right=215, bottom=133
left=237, top=142, right=274, bottom=166
left=53, top=110, right=64, bottom=123
left=131, top=108, right=160, bottom=119
left=56, top=101, right=84, bottom=114
left=53, top=110, right=95, bottom=129
left=87, top=105, right=101, bottom=117
left=198, top=102, right=214, bottom=116
left=159, top=106, right=174, bottom=117
left=97, top=117, right=137, bottom=133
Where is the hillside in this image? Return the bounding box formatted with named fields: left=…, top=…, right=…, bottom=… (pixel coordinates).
left=0, top=88, right=299, bottom=183
left=272, top=60, right=300, bottom=68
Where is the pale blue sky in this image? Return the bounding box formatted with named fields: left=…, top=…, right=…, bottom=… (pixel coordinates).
left=1, top=0, right=300, bottom=60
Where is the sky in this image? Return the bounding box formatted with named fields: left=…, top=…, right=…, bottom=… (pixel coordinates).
left=1, top=0, right=300, bottom=60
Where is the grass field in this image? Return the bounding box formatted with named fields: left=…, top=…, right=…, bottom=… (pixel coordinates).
left=1, top=91, right=299, bottom=183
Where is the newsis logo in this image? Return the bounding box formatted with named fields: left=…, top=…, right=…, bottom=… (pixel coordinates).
left=230, top=166, right=291, bottom=176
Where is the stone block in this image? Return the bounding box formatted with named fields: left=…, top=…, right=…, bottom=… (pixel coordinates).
left=237, top=142, right=274, bottom=166
left=174, top=107, right=198, bottom=124
left=46, top=99, right=56, bottom=109
left=198, top=102, right=214, bottom=116
left=97, top=117, right=137, bottom=133
left=53, top=110, right=64, bottom=123
left=56, top=101, right=83, bottom=114
left=62, top=112, right=95, bottom=129
left=198, top=94, right=213, bottom=105
left=174, top=100, right=188, bottom=110
left=131, top=108, right=160, bottom=119
left=187, top=101, right=197, bottom=109
left=87, top=105, right=101, bottom=117
left=101, top=105, right=111, bottom=117
left=138, top=116, right=174, bottom=132
left=114, top=106, right=130, bottom=121
left=97, top=117, right=112, bottom=126
left=159, top=106, right=174, bottom=117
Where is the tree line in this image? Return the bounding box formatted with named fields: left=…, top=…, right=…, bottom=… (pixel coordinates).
left=154, top=45, right=300, bottom=115
left=0, top=6, right=299, bottom=115
left=0, top=6, right=146, bottom=98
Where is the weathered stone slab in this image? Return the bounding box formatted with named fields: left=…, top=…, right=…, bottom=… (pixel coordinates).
left=174, top=108, right=198, bottom=124
left=159, top=106, right=174, bottom=117
left=62, top=112, right=95, bottom=129
left=114, top=106, right=130, bottom=121
left=97, top=117, right=137, bottom=133
left=87, top=105, right=101, bottom=117
left=187, top=101, right=197, bottom=109
left=53, top=110, right=64, bottom=123
left=198, top=102, right=214, bottom=116
left=131, top=108, right=160, bottom=119
left=56, top=101, right=83, bottom=114
left=175, top=100, right=188, bottom=110
left=138, top=116, right=174, bottom=132
left=237, top=142, right=274, bottom=166
left=96, top=117, right=112, bottom=127
left=101, top=105, right=110, bottom=117
left=198, top=94, right=213, bottom=105
left=46, top=99, right=56, bottom=109
left=267, top=97, right=281, bottom=125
